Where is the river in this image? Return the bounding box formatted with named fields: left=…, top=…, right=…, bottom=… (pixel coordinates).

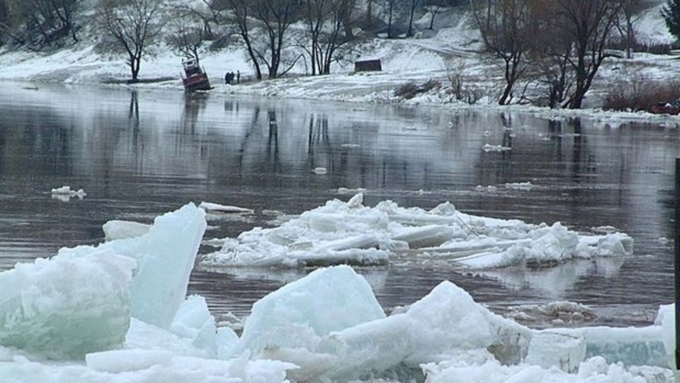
left=0, top=83, right=676, bottom=328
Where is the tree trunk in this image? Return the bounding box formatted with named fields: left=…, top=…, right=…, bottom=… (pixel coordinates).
left=366, top=0, right=372, bottom=27
left=407, top=3, right=416, bottom=37
left=499, top=57, right=517, bottom=105
left=387, top=2, right=393, bottom=38
left=429, top=8, right=438, bottom=30
left=626, top=19, right=635, bottom=59
left=567, top=50, right=587, bottom=109
left=569, top=82, right=586, bottom=109
left=242, top=33, right=262, bottom=80
left=310, top=40, right=317, bottom=75
left=130, top=54, right=140, bottom=81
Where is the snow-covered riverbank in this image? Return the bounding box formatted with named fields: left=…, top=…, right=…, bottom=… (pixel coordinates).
left=1, top=5, right=680, bottom=128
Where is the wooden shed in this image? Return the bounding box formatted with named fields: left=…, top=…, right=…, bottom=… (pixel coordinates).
left=354, top=59, right=382, bottom=72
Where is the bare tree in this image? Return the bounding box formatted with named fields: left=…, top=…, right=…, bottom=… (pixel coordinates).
left=364, top=0, right=375, bottom=29
left=226, top=0, right=263, bottom=80
left=530, top=0, right=624, bottom=109
left=0, top=0, right=24, bottom=45
left=96, top=0, right=164, bottom=82
left=303, top=0, right=329, bottom=75
left=616, top=0, right=651, bottom=58
left=49, top=0, right=80, bottom=42
left=172, top=0, right=227, bottom=40
left=212, top=0, right=305, bottom=80
left=425, top=1, right=446, bottom=29
left=533, top=40, right=573, bottom=108
left=249, top=0, right=303, bottom=79
left=551, top=0, right=623, bottom=109
left=303, top=0, right=358, bottom=75
left=2, top=0, right=81, bottom=49
left=529, top=1, right=573, bottom=108
left=0, top=0, right=7, bottom=25
left=166, top=13, right=209, bottom=66
left=472, top=0, right=536, bottom=105
left=406, top=0, right=421, bottom=37
left=386, top=0, right=398, bottom=38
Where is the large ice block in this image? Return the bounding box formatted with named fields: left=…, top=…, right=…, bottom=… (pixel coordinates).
left=232, top=265, right=385, bottom=357
left=170, top=295, right=217, bottom=356
left=0, top=249, right=136, bottom=359
left=315, top=280, right=532, bottom=380
left=59, top=203, right=207, bottom=329
left=525, top=329, right=585, bottom=372
left=581, top=326, right=668, bottom=368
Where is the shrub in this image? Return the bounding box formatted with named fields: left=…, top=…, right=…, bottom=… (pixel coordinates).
left=443, top=59, right=488, bottom=104
left=445, top=60, right=464, bottom=97
left=394, top=81, right=420, bottom=99
left=460, top=86, right=486, bottom=105
left=603, top=70, right=680, bottom=112
left=421, top=79, right=440, bottom=92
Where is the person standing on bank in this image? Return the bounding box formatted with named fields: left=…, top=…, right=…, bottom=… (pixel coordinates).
left=236, top=70, right=240, bottom=84
left=225, top=72, right=235, bottom=84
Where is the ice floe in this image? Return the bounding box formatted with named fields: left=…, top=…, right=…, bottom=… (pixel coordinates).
left=199, top=193, right=633, bottom=270
left=0, top=203, right=673, bottom=383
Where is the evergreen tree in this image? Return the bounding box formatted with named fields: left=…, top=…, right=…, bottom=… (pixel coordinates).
left=662, top=0, right=680, bottom=40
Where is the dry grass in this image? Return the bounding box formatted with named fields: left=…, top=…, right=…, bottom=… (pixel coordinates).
left=394, top=79, right=441, bottom=99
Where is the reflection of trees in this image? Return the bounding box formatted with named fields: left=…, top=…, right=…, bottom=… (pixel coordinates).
left=572, top=118, right=582, bottom=179
left=475, top=258, right=624, bottom=300
left=233, top=106, right=283, bottom=179
left=236, top=105, right=262, bottom=178
left=124, top=90, right=144, bottom=175
left=549, top=118, right=596, bottom=181
left=224, top=100, right=239, bottom=114
left=212, top=102, right=469, bottom=197
left=266, top=110, right=280, bottom=171
left=129, top=90, right=139, bottom=121
left=327, top=121, right=378, bottom=190
left=500, top=112, right=513, bottom=161
left=1, top=108, right=73, bottom=175
left=476, top=113, right=515, bottom=185
left=306, top=113, right=331, bottom=170
left=129, top=90, right=140, bottom=141
left=180, top=93, right=207, bottom=134
left=0, top=128, right=4, bottom=174
left=548, top=118, right=564, bottom=171
left=473, top=115, right=598, bottom=219
left=3, top=90, right=678, bottom=320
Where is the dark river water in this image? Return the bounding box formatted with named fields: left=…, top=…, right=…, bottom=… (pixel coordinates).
left=0, top=83, right=676, bottom=328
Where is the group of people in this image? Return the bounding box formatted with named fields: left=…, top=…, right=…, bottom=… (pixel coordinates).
left=225, top=70, right=240, bottom=84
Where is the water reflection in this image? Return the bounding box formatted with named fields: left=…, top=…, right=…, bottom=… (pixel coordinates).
left=0, top=85, right=677, bottom=327
left=473, top=257, right=625, bottom=300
